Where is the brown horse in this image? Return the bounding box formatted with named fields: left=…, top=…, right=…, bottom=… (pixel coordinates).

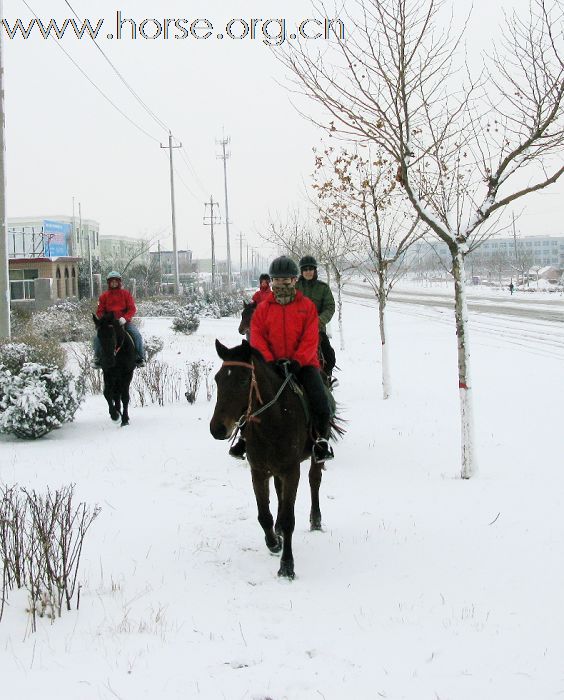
left=210, top=339, right=334, bottom=580
left=238, top=300, right=256, bottom=340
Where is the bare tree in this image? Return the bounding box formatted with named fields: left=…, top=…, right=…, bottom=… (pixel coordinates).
left=262, top=210, right=358, bottom=349
left=282, top=0, right=564, bottom=477
left=313, top=146, right=424, bottom=397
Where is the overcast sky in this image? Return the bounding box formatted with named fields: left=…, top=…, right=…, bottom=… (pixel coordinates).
left=4, top=0, right=563, bottom=260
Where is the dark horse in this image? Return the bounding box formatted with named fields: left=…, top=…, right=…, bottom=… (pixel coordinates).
left=210, top=339, right=335, bottom=580
left=92, top=313, right=136, bottom=426
left=238, top=300, right=256, bottom=340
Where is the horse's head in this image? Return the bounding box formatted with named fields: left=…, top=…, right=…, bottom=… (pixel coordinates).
left=238, top=301, right=256, bottom=336
left=93, top=313, right=123, bottom=369
left=209, top=339, right=260, bottom=440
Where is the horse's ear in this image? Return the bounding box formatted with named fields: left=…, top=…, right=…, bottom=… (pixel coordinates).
left=215, top=339, right=228, bottom=360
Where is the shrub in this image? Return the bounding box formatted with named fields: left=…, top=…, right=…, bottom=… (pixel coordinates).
left=0, top=364, right=85, bottom=439
left=172, top=308, right=200, bottom=335
left=136, top=299, right=183, bottom=317
left=0, top=335, right=66, bottom=374
left=33, top=305, right=91, bottom=343
left=144, top=335, right=164, bottom=362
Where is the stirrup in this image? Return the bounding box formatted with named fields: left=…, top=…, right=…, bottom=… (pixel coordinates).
left=313, top=438, right=334, bottom=463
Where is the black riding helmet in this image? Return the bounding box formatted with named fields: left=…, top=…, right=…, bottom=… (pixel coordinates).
left=299, top=255, right=318, bottom=269
left=269, top=256, right=299, bottom=278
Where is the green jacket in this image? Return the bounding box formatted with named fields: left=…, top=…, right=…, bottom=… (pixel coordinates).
left=295, top=278, right=335, bottom=332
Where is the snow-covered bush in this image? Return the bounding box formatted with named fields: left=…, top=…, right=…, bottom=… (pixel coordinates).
left=0, top=336, right=66, bottom=374
left=0, top=364, right=85, bottom=439
left=172, top=308, right=200, bottom=334
left=136, top=299, right=183, bottom=317
left=33, top=304, right=91, bottom=343
left=144, top=335, right=164, bottom=362
left=201, top=289, right=247, bottom=318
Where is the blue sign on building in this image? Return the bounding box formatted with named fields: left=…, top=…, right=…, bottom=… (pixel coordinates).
left=44, top=220, right=71, bottom=257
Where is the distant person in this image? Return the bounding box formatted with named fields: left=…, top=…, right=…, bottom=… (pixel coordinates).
left=295, top=255, right=337, bottom=378
left=92, top=271, right=145, bottom=368
left=252, top=273, right=272, bottom=304
left=509, top=282, right=515, bottom=295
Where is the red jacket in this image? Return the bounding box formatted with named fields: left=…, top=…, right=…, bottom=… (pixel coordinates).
left=252, top=288, right=271, bottom=304
left=96, top=286, right=137, bottom=322
left=250, top=290, right=320, bottom=368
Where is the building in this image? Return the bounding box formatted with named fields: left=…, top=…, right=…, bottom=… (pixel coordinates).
left=409, top=234, right=564, bottom=271
left=8, top=215, right=101, bottom=261
left=99, top=235, right=151, bottom=268
left=149, top=250, right=194, bottom=276
left=9, top=256, right=80, bottom=310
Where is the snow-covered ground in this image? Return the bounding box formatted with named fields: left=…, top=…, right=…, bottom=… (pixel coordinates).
left=1, top=297, right=563, bottom=700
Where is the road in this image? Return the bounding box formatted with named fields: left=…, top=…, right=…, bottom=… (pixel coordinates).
left=343, top=281, right=564, bottom=360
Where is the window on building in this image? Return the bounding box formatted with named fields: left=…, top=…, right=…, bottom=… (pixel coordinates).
left=9, top=268, right=38, bottom=300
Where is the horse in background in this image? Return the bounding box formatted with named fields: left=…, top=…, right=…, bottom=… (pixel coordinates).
left=92, top=313, right=136, bottom=426
left=210, top=339, right=342, bottom=579
left=238, top=301, right=256, bottom=340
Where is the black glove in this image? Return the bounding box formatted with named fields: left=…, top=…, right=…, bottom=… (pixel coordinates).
left=274, top=358, right=301, bottom=376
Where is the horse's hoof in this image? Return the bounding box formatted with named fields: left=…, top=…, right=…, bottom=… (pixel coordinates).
left=110, top=413, right=120, bottom=422
left=277, top=561, right=295, bottom=580
left=310, top=518, right=323, bottom=531
left=266, top=534, right=282, bottom=554
left=120, top=420, right=129, bottom=427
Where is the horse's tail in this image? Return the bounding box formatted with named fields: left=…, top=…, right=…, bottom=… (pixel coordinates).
left=329, top=413, right=346, bottom=440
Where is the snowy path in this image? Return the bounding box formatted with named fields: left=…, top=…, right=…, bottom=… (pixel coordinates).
left=1, top=309, right=563, bottom=699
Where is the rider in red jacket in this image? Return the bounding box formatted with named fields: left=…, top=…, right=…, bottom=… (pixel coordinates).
left=251, top=273, right=271, bottom=305
left=229, top=255, right=334, bottom=463
left=93, top=271, right=145, bottom=367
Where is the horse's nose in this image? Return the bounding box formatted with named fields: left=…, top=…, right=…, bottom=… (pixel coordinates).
left=210, top=422, right=227, bottom=440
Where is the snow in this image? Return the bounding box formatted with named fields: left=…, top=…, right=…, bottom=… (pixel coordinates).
left=1, top=297, right=563, bottom=699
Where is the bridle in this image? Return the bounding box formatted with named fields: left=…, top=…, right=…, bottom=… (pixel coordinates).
left=221, top=359, right=294, bottom=432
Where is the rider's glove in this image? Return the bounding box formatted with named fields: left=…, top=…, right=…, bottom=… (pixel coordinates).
left=275, top=358, right=301, bottom=376
left=118, top=317, right=127, bottom=326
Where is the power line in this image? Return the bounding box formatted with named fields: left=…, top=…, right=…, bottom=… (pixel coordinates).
left=20, top=0, right=161, bottom=143
left=179, top=146, right=209, bottom=197
left=62, top=0, right=170, bottom=134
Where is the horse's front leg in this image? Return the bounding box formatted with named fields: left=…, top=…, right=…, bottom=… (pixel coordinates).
left=103, top=377, right=120, bottom=422
left=120, top=379, right=131, bottom=427
left=277, top=465, right=300, bottom=580
left=309, top=458, right=323, bottom=531
left=273, top=476, right=283, bottom=535
left=251, top=469, right=281, bottom=554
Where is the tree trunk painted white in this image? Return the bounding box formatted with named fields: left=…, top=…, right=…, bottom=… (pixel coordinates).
left=452, top=251, right=477, bottom=478
left=335, top=271, right=345, bottom=351
left=378, top=286, right=390, bottom=400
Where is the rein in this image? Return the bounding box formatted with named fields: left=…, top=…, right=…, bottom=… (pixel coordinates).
left=222, top=359, right=294, bottom=430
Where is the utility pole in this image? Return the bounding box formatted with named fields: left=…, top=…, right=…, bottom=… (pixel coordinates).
left=0, top=0, right=10, bottom=340
left=217, top=135, right=232, bottom=287
left=80, top=202, right=93, bottom=298
left=203, top=196, right=221, bottom=288
left=246, top=243, right=250, bottom=288
left=161, top=131, right=182, bottom=295
left=239, top=232, right=244, bottom=289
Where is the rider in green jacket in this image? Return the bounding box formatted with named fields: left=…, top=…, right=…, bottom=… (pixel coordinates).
left=295, top=255, right=336, bottom=378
